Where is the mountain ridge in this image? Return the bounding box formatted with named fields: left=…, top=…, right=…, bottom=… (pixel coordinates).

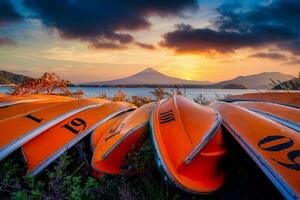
left=215, top=71, right=294, bottom=89
left=83, top=68, right=294, bottom=89
left=0, top=70, right=32, bottom=85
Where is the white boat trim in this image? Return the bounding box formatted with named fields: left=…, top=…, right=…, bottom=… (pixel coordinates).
left=0, top=98, right=48, bottom=108
left=184, top=111, right=222, bottom=164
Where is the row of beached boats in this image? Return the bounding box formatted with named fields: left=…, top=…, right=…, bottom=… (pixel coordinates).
left=0, top=92, right=299, bottom=199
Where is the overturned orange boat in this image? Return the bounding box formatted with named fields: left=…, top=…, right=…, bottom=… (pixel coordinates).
left=211, top=101, right=300, bottom=199
left=233, top=101, right=300, bottom=132
left=92, top=102, right=156, bottom=175
left=22, top=101, right=136, bottom=175
left=223, top=92, right=300, bottom=108
left=151, top=95, right=226, bottom=194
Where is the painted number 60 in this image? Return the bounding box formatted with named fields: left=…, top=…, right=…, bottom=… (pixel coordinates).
left=258, top=135, right=300, bottom=171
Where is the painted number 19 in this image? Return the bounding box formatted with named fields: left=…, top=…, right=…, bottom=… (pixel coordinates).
left=62, top=118, right=87, bottom=134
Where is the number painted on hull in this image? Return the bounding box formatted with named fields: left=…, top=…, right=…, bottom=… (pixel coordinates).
left=258, top=135, right=294, bottom=151
left=25, top=114, right=43, bottom=123
left=258, top=135, right=300, bottom=171
left=62, top=118, right=86, bottom=134
left=105, top=123, right=124, bottom=142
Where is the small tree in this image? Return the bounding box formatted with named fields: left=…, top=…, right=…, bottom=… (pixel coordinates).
left=193, top=94, right=210, bottom=105
left=112, top=90, right=127, bottom=102
left=98, top=92, right=109, bottom=99
left=170, top=86, right=185, bottom=96
left=131, top=95, right=153, bottom=107
left=150, top=88, right=169, bottom=100
left=11, top=72, right=73, bottom=96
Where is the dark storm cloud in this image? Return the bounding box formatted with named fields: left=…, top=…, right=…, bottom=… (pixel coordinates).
left=248, top=53, right=287, bottom=60
left=161, top=0, right=300, bottom=54
left=160, top=23, right=297, bottom=53
left=0, top=0, right=23, bottom=24
left=23, top=0, right=197, bottom=49
left=0, top=37, right=16, bottom=45
left=282, top=40, right=300, bottom=55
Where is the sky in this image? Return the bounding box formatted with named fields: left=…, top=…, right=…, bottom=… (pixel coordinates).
left=0, top=0, right=299, bottom=83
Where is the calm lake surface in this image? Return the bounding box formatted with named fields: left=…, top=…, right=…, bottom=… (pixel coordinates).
left=0, top=86, right=263, bottom=100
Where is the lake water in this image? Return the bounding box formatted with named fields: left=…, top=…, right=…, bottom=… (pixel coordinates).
left=0, top=86, right=262, bottom=100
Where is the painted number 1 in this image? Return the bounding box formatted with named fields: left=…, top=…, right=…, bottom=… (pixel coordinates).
left=25, top=114, right=43, bottom=123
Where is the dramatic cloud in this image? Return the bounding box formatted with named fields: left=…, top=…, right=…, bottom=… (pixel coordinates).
left=282, top=40, right=300, bottom=55
left=161, top=0, right=300, bottom=55
left=135, top=42, right=155, bottom=50
left=23, top=0, right=197, bottom=49
left=0, top=0, right=23, bottom=24
left=249, top=53, right=287, bottom=60
left=284, top=59, right=300, bottom=66
left=89, top=41, right=128, bottom=50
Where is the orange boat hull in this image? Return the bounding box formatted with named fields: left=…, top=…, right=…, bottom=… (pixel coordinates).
left=233, top=101, right=300, bottom=132
left=211, top=101, right=300, bottom=199
left=92, top=103, right=156, bottom=175
left=151, top=96, right=226, bottom=194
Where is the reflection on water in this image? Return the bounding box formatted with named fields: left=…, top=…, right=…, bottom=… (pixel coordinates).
left=0, top=86, right=264, bottom=100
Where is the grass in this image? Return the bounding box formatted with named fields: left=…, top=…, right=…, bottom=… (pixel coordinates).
left=0, top=132, right=283, bottom=200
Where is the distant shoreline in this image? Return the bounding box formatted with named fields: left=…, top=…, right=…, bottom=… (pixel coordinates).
left=72, top=84, right=216, bottom=89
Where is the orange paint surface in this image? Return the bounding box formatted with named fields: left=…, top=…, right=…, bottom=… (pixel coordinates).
left=92, top=103, right=156, bottom=174
left=0, top=99, right=72, bottom=121
left=151, top=95, right=226, bottom=193
left=224, top=92, right=300, bottom=108
left=211, top=101, right=300, bottom=199
left=233, top=101, right=300, bottom=125
left=0, top=94, right=73, bottom=103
